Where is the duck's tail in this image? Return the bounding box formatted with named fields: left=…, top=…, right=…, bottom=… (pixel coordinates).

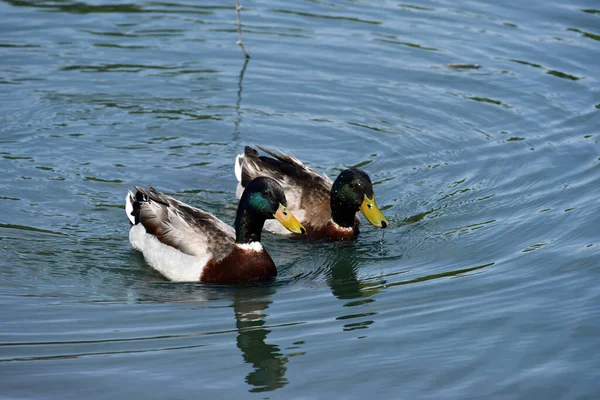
left=234, top=151, right=244, bottom=183
left=234, top=146, right=260, bottom=183
left=125, top=190, right=140, bottom=225
left=235, top=146, right=264, bottom=200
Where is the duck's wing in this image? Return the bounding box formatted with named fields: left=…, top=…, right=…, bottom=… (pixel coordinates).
left=127, top=186, right=235, bottom=261
left=235, top=146, right=333, bottom=231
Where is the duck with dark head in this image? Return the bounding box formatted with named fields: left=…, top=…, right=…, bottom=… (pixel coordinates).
left=126, top=176, right=305, bottom=284
left=235, top=146, right=389, bottom=240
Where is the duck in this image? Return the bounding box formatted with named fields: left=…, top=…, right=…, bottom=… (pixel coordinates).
left=234, top=146, right=389, bottom=240
left=125, top=176, right=306, bottom=283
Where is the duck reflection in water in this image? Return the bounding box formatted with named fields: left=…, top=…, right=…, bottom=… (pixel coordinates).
left=130, top=281, right=296, bottom=393
left=325, top=247, right=382, bottom=332
left=232, top=285, right=290, bottom=392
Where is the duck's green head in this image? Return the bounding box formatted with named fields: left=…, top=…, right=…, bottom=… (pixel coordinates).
left=236, top=177, right=306, bottom=243
left=330, top=168, right=389, bottom=229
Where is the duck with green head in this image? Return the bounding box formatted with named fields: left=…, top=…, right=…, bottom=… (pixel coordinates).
left=235, top=146, right=389, bottom=239
left=126, top=176, right=305, bottom=283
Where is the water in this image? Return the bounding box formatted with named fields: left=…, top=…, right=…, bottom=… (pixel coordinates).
left=1, top=0, right=599, bottom=397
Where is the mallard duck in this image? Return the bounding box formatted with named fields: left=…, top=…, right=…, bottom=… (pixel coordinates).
left=235, top=146, right=389, bottom=240
left=125, top=177, right=306, bottom=283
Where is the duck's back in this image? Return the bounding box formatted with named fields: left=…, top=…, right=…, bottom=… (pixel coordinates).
left=126, top=187, right=235, bottom=281
left=235, top=146, right=332, bottom=234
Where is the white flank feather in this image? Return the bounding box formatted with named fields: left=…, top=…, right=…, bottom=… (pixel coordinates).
left=129, top=224, right=211, bottom=282
left=263, top=220, right=293, bottom=235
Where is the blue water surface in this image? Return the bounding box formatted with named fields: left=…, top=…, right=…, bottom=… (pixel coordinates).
left=0, top=0, right=599, bottom=398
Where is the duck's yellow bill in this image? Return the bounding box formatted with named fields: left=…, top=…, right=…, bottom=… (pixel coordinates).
left=274, top=204, right=306, bottom=235
left=360, top=194, right=389, bottom=229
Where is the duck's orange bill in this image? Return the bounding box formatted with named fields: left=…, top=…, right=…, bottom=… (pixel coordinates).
left=360, top=194, right=389, bottom=229
left=274, top=204, right=306, bottom=234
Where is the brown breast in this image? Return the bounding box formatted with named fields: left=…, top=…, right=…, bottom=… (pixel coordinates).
left=303, top=220, right=358, bottom=240
left=200, top=245, right=277, bottom=284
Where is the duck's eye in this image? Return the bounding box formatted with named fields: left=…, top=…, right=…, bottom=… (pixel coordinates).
left=348, top=183, right=354, bottom=189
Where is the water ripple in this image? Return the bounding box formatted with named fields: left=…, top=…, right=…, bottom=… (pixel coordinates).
left=1, top=0, right=599, bottom=397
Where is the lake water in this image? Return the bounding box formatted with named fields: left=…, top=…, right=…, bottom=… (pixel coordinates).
left=1, top=0, right=599, bottom=398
